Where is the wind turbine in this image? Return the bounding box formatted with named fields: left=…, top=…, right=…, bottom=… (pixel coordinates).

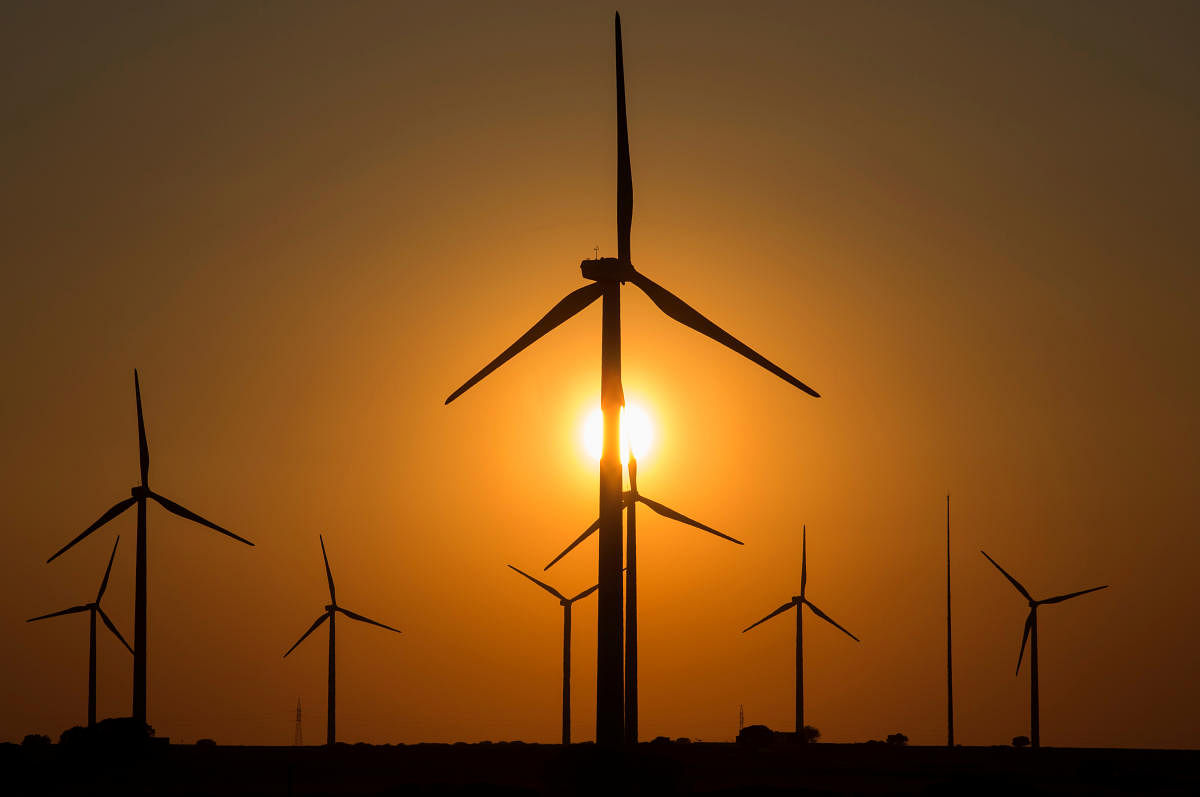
left=45, top=370, right=253, bottom=727
left=742, top=526, right=859, bottom=736
left=445, top=13, right=819, bottom=745
left=507, top=565, right=599, bottom=745
left=284, top=535, right=402, bottom=746
left=981, top=550, right=1108, bottom=749
left=28, top=537, right=132, bottom=727
left=544, top=449, right=742, bottom=743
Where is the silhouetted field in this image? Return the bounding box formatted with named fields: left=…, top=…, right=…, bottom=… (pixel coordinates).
left=4, top=741, right=1198, bottom=795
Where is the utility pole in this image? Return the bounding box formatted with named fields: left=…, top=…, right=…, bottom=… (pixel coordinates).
left=294, top=697, right=303, bottom=746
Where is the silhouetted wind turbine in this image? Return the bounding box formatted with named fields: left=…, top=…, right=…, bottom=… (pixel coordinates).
left=544, top=449, right=742, bottom=743
left=445, top=14, right=817, bottom=744
left=46, top=370, right=253, bottom=726
left=507, top=565, right=599, bottom=745
left=981, top=550, right=1107, bottom=749
left=743, top=526, right=858, bottom=735
left=28, top=537, right=132, bottom=727
left=284, top=535, right=402, bottom=746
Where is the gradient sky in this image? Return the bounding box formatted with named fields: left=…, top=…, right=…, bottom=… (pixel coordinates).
left=2, top=1, right=1197, bottom=748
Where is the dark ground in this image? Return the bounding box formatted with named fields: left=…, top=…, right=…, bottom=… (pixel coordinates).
left=3, top=740, right=1197, bottom=795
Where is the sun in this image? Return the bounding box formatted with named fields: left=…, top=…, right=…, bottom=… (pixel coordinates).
left=583, top=403, right=654, bottom=464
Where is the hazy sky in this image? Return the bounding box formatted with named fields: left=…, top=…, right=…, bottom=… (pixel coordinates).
left=2, top=1, right=1197, bottom=748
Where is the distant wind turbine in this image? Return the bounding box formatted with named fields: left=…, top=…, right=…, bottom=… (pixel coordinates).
left=445, top=13, right=819, bottom=745
left=981, top=550, right=1107, bottom=749
left=46, top=370, right=253, bottom=727
left=544, top=449, right=742, bottom=743
left=508, top=565, right=599, bottom=745
left=284, top=535, right=402, bottom=746
left=28, top=537, right=132, bottom=727
left=743, top=526, right=859, bottom=735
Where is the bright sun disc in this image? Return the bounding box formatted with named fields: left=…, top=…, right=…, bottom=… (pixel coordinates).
left=583, top=404, right=654, bottom=463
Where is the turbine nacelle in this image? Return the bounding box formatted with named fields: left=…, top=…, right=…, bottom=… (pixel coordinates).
left=131, top=485, right=150, bottom=498
left=580, top=257, right=631, bottom=283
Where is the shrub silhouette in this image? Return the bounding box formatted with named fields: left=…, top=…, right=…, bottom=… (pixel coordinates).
left=1012, top=735, right=1031, bottom=748
left=886, top=733, right=908, bottom=746
left=59, top=718, right=154, bottom=747
left=736, top=724, right=774, bottom=747
left=21, top=734, right=50, bottom=747
left=802, top=725, right=820, bottom=743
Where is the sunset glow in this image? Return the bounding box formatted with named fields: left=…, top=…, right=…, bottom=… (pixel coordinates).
left=583, top=404, right=654, bottom=464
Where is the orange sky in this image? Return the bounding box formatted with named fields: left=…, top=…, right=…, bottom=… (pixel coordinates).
left=2, top=1, right=1197, bottom=748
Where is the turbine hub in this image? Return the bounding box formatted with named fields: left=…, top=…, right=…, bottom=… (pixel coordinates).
left=792, top=596, right=802, bottom=604
left=325, top=604, right=335, bottom=612
left=580, top=257, right=632, bottom=283
left=131, top=485, right=150, bottom=498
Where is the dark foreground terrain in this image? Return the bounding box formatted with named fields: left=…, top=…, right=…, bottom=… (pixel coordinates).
left=4, top=740, right=1198, bottom=795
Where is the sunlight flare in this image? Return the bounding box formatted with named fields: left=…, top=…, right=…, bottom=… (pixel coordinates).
left=583, top=403, right=654, bottom=464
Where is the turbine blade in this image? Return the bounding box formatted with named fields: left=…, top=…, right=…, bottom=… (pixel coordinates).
left=803, top=600, right=860, bottom=642
left=47, top=497, right=137, bottom=563
left=569, top=583, right=600, bottom=603
left=1040, top=585, right=1108, bottom=605
left=508, top=564, right=566, bottom=601
left=615, top=11, right=632, bottom=263
left=980, top=550, right=1032, bottom=601
left=27, top=605, right=89, bottom=622
left=283, top=613, right=329, bottom=658
left=97, top=607, right=133, bottom=654
left=637, top=495, right=742, bottom=545
left=544, top=517, right=600, bottom=570
left=445, top=283, right=606, bottom=404
left=1016, top=611, right=1033, bottom=676
left=800, top=524, right=807, bottom=596
left=742, top=601, right=795, bottom=633
left=627, top=452, right=638, bottom=495
left=626, top=268, right=820, bottom=397
left=149, top=492, right=253, bottom=546
left=135, top=369, right=149, bottom=487
left=319, top=535, right=336, bottom=603
left=97, top=536, right=120, bottom=602
left=337, top=607, right=402, bottom=635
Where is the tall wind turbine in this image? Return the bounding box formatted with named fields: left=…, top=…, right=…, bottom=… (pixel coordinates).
left=46, top=370, right=253, bottom=726
left=507, top=565, right=599, bottom=745
left=743, top=526, right=859, bottom=736
left=445, top=13, right=819, bottom=745
left=544, top=449, right=742, bottom=743
left=284, top=535, right=402, bottom=746
left=28, top=537, right=132, bottom=727
left=981, top=550, right=1107, bottom=749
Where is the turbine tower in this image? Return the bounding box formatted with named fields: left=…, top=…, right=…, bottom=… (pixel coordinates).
left=284, top=535, right=402, bottom=746
left=981, top=550, right=1107, bottom=749
left=742, top=526, right=859, bottom=736
left=445, top=14, right=818, bottom=745
left=946, top=494, right=954, bottom=748
left=46, top=370, right=253, bottom=726
left=28, top=537, right=132, bottom=727
left=544, top=449, right=742, bottom=743
left=507, top=565, right=599, bottom=745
